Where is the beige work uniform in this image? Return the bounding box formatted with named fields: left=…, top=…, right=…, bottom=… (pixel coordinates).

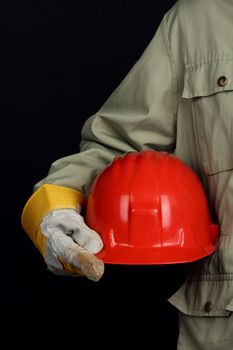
left=28, top=0, right=233, bottom=348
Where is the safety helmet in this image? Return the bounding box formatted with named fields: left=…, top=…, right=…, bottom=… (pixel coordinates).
left=85, top=150, right=219, bottom=265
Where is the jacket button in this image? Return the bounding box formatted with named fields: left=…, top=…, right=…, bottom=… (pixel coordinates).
left=218, top=76, right=228, bottom=87
left=204, top=301, right=213, bottom=312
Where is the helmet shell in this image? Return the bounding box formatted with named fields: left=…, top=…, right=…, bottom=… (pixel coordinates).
left=86, top=150, right=219, bottom=264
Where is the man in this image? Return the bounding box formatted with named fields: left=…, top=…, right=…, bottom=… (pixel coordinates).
left=22, top=0, right=233, bottom=348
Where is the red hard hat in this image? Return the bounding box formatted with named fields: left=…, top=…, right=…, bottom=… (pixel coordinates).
left=85, top=150, right=219, bottom=265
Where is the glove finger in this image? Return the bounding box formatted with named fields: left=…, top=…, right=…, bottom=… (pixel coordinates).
left=48, top=230, right=104, bottom=280
left=73, top=252, right=104, bottom=282
left=40, top=209, right=103, bottom=255
left=41, top=209, right=84, bottom=236
left=72, top=219, right=103, bottom=254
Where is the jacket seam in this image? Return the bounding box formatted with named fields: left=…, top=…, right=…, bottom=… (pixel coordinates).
left=184, top=85, right=233, bottom=98
left=187, top=274, right=233, bottom=282
left=185, top=55, right=233, bottom=71
left=162, top=13, right=178, bottom=123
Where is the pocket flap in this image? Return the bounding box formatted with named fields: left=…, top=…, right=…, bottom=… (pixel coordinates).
left=182, top=58, right=233, bottom=98
left=168, top=277, right=233, bottom=317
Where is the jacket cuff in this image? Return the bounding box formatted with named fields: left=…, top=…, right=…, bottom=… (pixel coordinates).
left=21, top=184, right=86, bottom=252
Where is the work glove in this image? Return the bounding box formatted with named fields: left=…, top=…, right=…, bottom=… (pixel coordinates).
left=40, top=208, right=104, bottom=281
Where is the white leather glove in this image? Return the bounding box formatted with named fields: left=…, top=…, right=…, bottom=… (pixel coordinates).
left=40, top=208, right=104, bottom=281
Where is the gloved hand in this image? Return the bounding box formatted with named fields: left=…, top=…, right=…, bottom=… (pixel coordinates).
left=40, top=208, right=104, bottom=281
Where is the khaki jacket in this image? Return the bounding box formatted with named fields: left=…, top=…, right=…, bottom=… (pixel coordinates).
left=24, top=0, right=233, bottom=317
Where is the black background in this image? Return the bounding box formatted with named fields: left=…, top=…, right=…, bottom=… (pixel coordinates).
left=2, top=1, right=190, bottom=346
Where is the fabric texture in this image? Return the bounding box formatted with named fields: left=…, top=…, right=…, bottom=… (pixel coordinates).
left=177, top=311, right=233, bottom=350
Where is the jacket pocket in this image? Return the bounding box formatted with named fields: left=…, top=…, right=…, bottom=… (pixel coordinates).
left=182, top=57, right=233, bottom=175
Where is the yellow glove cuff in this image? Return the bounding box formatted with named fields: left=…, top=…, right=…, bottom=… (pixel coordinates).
left=21, top=184, right=86, bottom=255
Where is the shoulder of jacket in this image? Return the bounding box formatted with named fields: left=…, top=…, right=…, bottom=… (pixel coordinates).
left=176, top=0, right=212, bottom=13
left=164, top=0, right=216, bottom=39
left=165, top=0, right=208, bottom=23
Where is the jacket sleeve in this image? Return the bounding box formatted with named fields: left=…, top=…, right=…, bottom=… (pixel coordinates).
left=34, top=13, right=177, bottom=196
left=22, top=13, right=177, bottom=249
